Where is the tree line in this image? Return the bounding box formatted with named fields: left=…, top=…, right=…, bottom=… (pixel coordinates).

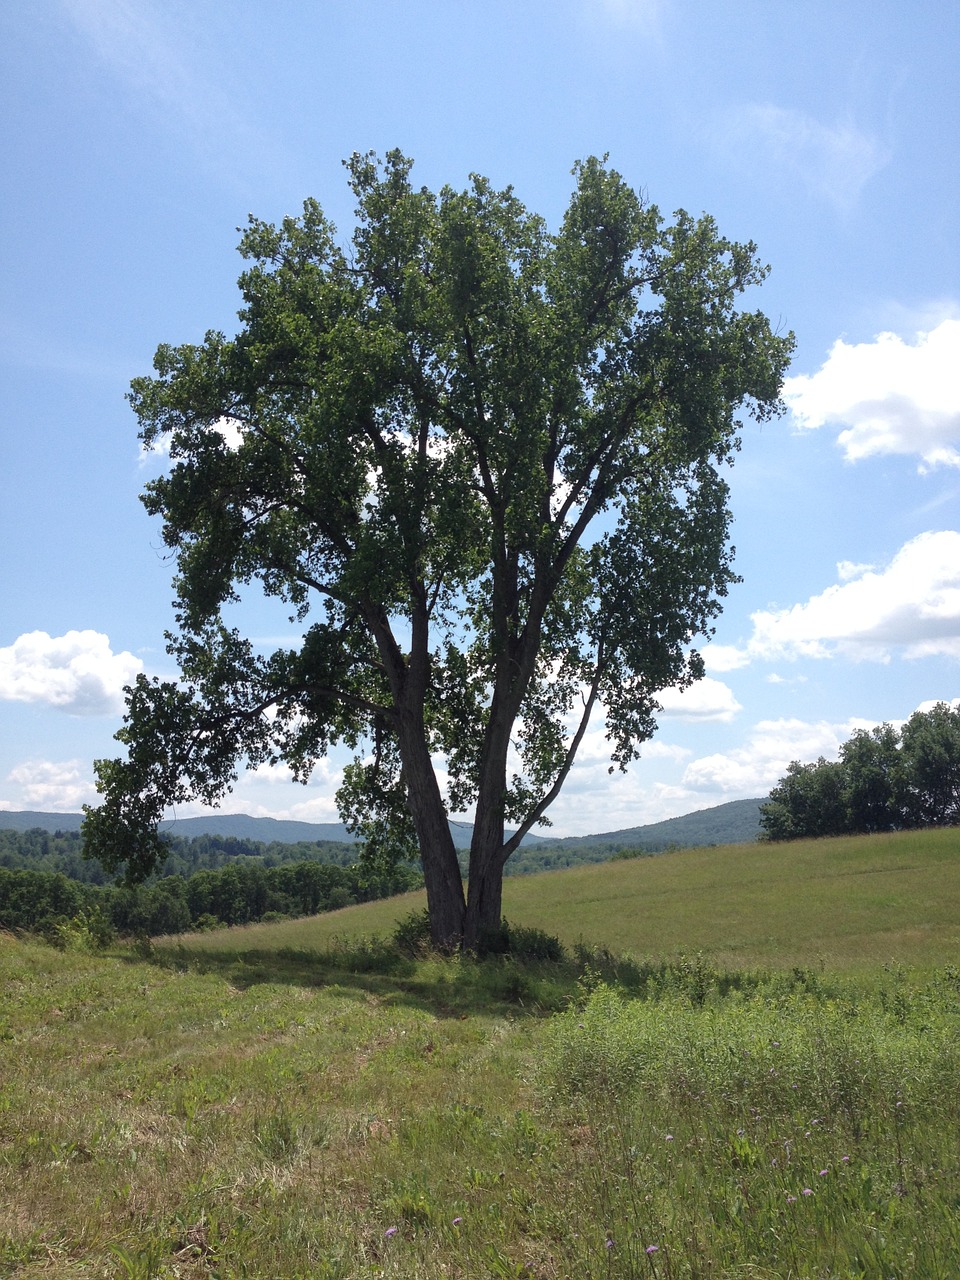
left=759, top=702, right=960, bottom=841
left=0, top=856, right=421, bottom=941
left=0, top=827, right=363, bottom=883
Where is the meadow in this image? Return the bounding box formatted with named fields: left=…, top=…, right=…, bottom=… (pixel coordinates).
left=2, top=829, right=959, bottom=1278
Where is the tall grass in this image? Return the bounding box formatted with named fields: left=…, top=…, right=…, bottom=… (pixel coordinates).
left=538, top=973, right=960, bottom=1276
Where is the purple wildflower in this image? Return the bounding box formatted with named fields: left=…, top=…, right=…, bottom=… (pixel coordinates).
left=786, top=1195, right=797, bottom=1204
left=646, top=1245, right=659, bottom=1254
left=384, top=1227, right=398, bottom=1238
left=802, top=1188, right=813, bottom=1196
left=452, top=1217, right=463, bottom=1226
left=819, top=1168, right=829, bottom=1176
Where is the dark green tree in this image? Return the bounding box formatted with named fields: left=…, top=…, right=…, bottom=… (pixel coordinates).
left=900, top=702, right=960, bottom=827
left=840, top=723, right=904, bottom=833
left=761, top=704, right=960, bottom=841
left=83, top=152, right=792, bottom=949
left=759, top=757, right=848, bottom=841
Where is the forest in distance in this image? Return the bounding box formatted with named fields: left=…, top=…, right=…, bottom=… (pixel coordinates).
left=0, top=799, right=764, bottom=938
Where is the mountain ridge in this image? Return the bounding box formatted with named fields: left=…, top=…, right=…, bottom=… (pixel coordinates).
left=0, top=798, right=765, bottom=850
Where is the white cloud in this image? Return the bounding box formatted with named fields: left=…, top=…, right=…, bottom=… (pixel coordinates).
left=657, top=676, right=742, bottom=722
left=714, top=104, right=889, bottom=211
left=681, top=716, right=870, bottom=798
left=0, top=630, right=142, bottom=716
left=915, top=697, right=960, bottom=714
left=702, top=643, right=749, bottom=673
left=706, top=531, right=960, bottom=667
left=212, top=417, right=245, bottom=451
left=6, top=759, right=95, bottom=812
left=784, top=319, right=960, bottom=470
left=542, top=714, right=843, bottom=832
left=836, top=560, right=875, bottom=582
left=138, top=416, right=244, bottom=467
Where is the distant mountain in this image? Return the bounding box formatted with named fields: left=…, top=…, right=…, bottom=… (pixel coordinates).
left=161, top=814, right=358, bottom=843
left=540, top=798, right=766, bottom=853
left=0, top=798, right=764, bottom=850
left=0, top=810, right=85, bottom=833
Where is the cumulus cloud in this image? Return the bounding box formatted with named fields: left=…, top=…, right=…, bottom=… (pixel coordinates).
left=544, top=714, right=854, bottom=831
left=681, top=716, right=870, bottom=797
left=0, top=631, right=142, bottom=716
left=785, top=319, right=960, bottom=470
left=706, top=531, right=960, bottom=667
left=713, top=104, right=889, bottom=211
left=138, top=415, right=245, bottom=467
left=657, top=676, right=742, bottom=722
left=6, top=759, right=95, bottom=812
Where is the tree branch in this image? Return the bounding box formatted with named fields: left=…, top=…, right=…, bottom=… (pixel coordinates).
left=502, top=641, right=607, bottom=859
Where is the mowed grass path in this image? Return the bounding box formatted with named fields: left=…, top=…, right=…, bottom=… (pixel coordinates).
left=178, top=828, right=960, bottom=971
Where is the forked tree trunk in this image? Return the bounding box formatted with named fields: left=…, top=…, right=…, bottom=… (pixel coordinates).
left=399, top=722, right=466, bottom=948
left=463, top=748, right=510, bottom=951
left=463, top=854, right=504, bottom=952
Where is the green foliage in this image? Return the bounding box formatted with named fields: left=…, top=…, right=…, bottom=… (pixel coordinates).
left=761, top=702, right=960, bottom=840
left=84, top=150, right=792, bottom=948
left=900, top=700, right=960, bottom=825
left=391, top=907, right=434, bottom=955
left=0, top=855, right=420, bottom=940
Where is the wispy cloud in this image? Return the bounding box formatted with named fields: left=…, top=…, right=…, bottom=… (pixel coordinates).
left=712, top=103, right=890, bottom=211
left=785, top=318, right=960, bottom=470
left=59, top=0, right=283, bottom=190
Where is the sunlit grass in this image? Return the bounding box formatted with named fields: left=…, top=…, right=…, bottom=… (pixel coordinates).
left=3, top=828, right=960, bottom=1277
left=174, top=828, right=960, bottom=971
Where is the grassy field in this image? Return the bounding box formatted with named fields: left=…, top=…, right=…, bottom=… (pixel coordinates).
left=2, top=829, right=959, bottom=1278
left=178, top=827, right=960, bottom=971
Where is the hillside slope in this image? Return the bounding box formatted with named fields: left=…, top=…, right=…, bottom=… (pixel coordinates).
left=181, top=827, right=960, bottom=972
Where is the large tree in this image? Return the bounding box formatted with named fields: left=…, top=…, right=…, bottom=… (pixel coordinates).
left=84, top=153, right=792, bottom=948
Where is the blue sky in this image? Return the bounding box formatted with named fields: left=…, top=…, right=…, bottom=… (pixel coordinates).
left=2, top=0, right=958, bottom=835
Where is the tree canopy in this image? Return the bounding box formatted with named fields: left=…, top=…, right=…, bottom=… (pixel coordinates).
left=759, top=704, right=960, bottom=841
left=83, top=152, right=792, bottom=948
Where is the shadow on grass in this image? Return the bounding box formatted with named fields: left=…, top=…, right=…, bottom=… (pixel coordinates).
left=130, top=936, right=579, bottom=1019
left=117, top=930, right=818, bottom=1020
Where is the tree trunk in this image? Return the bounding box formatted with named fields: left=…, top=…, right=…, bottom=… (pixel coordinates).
left=464, top=731, right=510, bottom=951
left=399, top=720, right=466, bottom=948
left=463, top=853, right=505, bottom=952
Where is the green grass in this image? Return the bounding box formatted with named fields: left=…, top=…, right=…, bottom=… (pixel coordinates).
left=175, top=827, right=960, bottom=971
left=2, top=829, right=960, bottom=1277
